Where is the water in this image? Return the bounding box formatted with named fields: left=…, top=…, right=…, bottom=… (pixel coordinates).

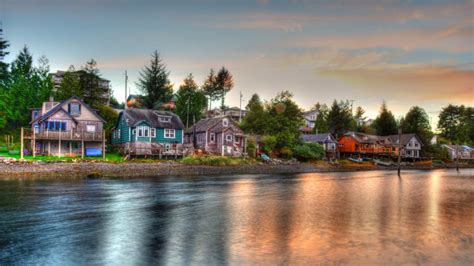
left=0, top=170, right=473, bottom=265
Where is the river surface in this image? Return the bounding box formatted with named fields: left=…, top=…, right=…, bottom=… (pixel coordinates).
left=0, top=169, right=473, bottom=265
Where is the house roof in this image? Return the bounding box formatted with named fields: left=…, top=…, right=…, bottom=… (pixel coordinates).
left=388, top=134, right=423, bottom=146
left=442, top=144, right=473, bottom=151
left=300, top=133, right=337, bottom=143
left=185, top=116, right=243, bottom=134
left=122, top=108, right=184, bottom=129
left=30, top=96, right=105, bottom=124
left=344, top=131, right=390, bottom=144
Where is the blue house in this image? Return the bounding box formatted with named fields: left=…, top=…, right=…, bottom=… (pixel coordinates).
left=112, top=108, right=185, bottom=156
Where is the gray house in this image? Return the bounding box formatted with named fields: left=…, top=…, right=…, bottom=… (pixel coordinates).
left=442, top=145, right=473, bottom=160
left=27, top=96, right=105, bottom=157
left=300, top=133, right=338, bottom=159
left=388, top=134, right=423, bottom=158
left=184, top=116, right=246, bottom=156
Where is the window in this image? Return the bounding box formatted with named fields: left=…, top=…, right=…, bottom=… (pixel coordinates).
left=158, top=116, right=171, bottom=123
left=165, top=129, right=176, bottom=138
left=223, top=119, right=229, bottom=127
left=46, top=121, right=67, bottom=131
left=210, top=133, right=215, bottom=142
left=117, top=129, right=121, bottom=139
left=132, top=129, right=136, bottom=135
left=86, top=125, right=96, bottom=133
left=165, top=143, right=171, bottom=152
left=138, top=127, right=143, bottom=137
left=151, top=128, right=156, bottom=138
left=68, top=103, right=81, bottom=116
left=226, top=134, right=233, bottom=142
left=32, top=110, right=39, bottom=120
left=144, top=128, right=149, bottom=137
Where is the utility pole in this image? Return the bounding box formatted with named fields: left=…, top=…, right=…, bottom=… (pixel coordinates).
left=397, top=127, right=402, bottom=177
left=124, top=70, right=128, bottom=109
left=456, top=144, right=460, bottom=172
left=239, top=91, right=243, bottom=122
left=350, top=100, right=355, bottom=115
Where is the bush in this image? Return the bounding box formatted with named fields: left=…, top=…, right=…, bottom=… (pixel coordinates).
left=261, top=135, right=277, bottom=154
left=292, top=142, right=325, bottom=161
left=423, top=144, right=449, bottom=160
left=246, top=141, right=256, bottom=158
left=280, top=146, right=293, bottom=159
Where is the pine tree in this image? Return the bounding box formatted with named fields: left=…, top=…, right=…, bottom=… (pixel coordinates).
left=0, top=25, right=9, bottom=84
left=10, top=46, right=34, bottom=78
left=312, top=102, right=329, bottom=134
left=137, top=51, right=173, bottom=109
left=215, top=67, right=234, bottom=110
left=175, top=74, right=207, bottom=127
left=373, top=101, right=398, bottom=136
left=241, top=94, right=267, bottom=135
left=202, top=68, right=219, bottom=110
left=80, top=59, right=106, bottom=108
left=327, top=100, right=355, bottom=137
left=55, top=65, right=82, bottom=101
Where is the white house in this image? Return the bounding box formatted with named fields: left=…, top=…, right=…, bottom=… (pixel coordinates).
left=442, top=145, right=473, bottom=160
left=388, top=134, right=423, bottom=158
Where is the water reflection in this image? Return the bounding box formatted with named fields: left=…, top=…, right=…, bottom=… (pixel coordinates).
left=0, top=170, right=473, bottom=264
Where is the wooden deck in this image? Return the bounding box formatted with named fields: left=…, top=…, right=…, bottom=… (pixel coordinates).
left=24, top=128, right=104, bottom=142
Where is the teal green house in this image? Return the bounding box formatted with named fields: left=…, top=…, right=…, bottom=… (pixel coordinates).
left=112, top=109, right=184, bottom=155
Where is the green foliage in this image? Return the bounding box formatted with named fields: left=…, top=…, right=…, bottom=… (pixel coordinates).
left=312, top=102, right=329, bottom=134
left=292, top=142, right=325, bottom=161
left=54, top=65, right=82, bottom=101
left=424, top=144, right=449, bottom=161
left=246, top=139, right=257, bottom=158
left=240, top=94, right=267, bottom=135
left=327, top=100, right=355, bottom=137
left=97, top=105, right=119, bottom=144
left=202, top=68, right=219, bottom=110
left=215, top=67, right=234, bottom=109
left=280, top=146, right=293, bottom=159
left=1, top=47, right=52, bottom=129
left=438, top=104, right=473, bottom=145
left=137, top=51, right=173, bottom=109
left=373, top=101, right=398, bottom=136
left=109, top=96, right=124, bottom=109
left=80, top=59, right=108, bottom=108
left=0, top=26, right=9, bottom=85
left=181, top=156, right=254, bottom=166
left=266, top=91, right=304, bottom=149
left=401, top=106, right=433, bottom=145
left=261, top=135, right=277, bottom=154
left=175, top=73, right=208, bottom=127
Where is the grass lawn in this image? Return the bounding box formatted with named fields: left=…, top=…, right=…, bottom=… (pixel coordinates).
left=0, top=151, right=125, bottom=162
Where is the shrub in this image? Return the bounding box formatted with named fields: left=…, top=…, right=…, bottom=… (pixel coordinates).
left=292, top=142, right=325, bottom=161
left=280, top=146, right=293, bottom=159
left=246, top=142, right=256, bottom=158
left=261, top=135, right=277, bottom=154
left=181, top=156, right=254, bottom=166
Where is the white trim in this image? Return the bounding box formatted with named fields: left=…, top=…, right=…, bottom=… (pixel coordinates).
left=226, top=134, right=233, bottom=142
left=164, top=129, right=176, bottom=139
left=151, top=128, right=156, bottom=138
left=210, top=132, right=216, bottom=142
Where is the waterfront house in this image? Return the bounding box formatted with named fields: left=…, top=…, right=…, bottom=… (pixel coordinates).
left=111, top=108, right=185, bottom=156
left=388, top=134, right=423, bottom=159
left=184, top=116, right=247, bottom=156
left=207, top=107, right=248, bottom=122
left=338, top=132, right=394, bottom=156
left=300, top=110, right=319, bottom=134
left=442, top=144, right=474, bottom=160
left=300, top=133, right=338, bottom=159
left=27, top=96, right=105, bottom=157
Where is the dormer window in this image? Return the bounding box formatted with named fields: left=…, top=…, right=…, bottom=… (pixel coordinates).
left=68, top=103, right=81, bottom=116
left=223, top=119, right=229, bottom=127
left=158, top=115, right=171, bottom=123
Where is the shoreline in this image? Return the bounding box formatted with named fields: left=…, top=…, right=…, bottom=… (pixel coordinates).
left=0, top=162, right=472, bottom=180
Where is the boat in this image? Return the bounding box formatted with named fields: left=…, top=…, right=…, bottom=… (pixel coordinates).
left=348, top=157, right=363, bottom=163
left=373, top=159, right=393, bottom=166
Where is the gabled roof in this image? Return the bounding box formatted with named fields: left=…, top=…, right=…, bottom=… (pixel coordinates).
left=388, top=134, right=423, bottom=146
left=30, top=96, right=105, bottom=125
left=121, top=108, right=184, bottom=129
left=300, top=133, right=337, bottom=143
left=185, top=116, right=242, bottom=134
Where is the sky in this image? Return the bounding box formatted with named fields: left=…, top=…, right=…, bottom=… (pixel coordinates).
left=1, top=0, right=473, bottom=125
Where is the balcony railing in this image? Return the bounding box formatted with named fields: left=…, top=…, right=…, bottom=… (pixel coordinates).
left=24, top=128, right=104, bottom=141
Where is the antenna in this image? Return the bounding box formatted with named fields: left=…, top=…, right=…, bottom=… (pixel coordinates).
left=124, top=70, right=128, bottom=109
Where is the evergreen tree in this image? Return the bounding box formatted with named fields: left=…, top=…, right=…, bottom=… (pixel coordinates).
left=327, top=100, right=355, bottom=137
left=215, top=67, right=234, bottom=110
left=202, top=68, right=219, bottom=110
left=175, top=74, right=207, bottom=127
left=0, top=25, right=9, bottom=84
left=312, top=102, right=329, bottom=134
left=401, top=106, right=432, bottom=144
left=373, top=101, right=398, bottom=136
left=266, top=91, right=304, bottom=149
left=10, top=46, right=34, bottom=78
left=354, top=106, right=369, bottom=132
left=55, top=65, right=82, bottom=101
left=438, top=104, right=473, bottom=144
left=80, top=59, right=107, bottom=108
left=241, top=94, right=267, bottom=135
left=137, top=51, right=173, bottom=109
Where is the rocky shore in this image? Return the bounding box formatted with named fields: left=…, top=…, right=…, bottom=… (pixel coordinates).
left=0, top=161, right=472, bottom=180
